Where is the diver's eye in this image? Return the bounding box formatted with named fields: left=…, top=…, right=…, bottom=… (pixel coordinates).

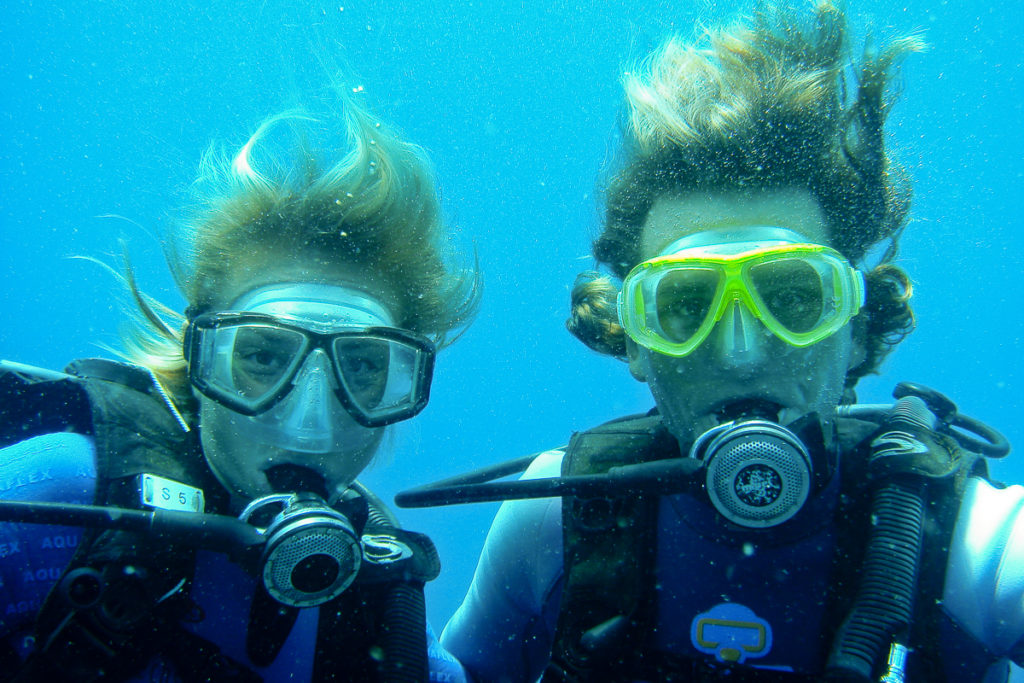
left=761, top=286, right=823, bottom=332
left=333, top=338, right=392, bottom=410
left=655, top=270, right=718, bottom=342
left=339, top=355, right=385, bottom=379
left=334, top=338, right=391, bottom=388
left=236, top=347, right=292, bottom=377
left=230, top=326, right=305, bottom=383
left=750, top=259, right=825, bottom=333
left=664, top=297, right=709, bottom=324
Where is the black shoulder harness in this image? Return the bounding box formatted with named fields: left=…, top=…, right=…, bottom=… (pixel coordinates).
left=545, top=413, right=676, bottom=681
left=10, top=359, right=230, bottom=682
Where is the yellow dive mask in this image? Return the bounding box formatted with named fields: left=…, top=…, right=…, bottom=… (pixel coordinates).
left=617, top=228, right=865, bottom=357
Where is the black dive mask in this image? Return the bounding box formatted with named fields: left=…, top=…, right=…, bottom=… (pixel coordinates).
left=689, top=410, right=834, bottom=528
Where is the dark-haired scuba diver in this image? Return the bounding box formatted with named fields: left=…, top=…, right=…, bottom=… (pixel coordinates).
left=0, top=94, right=477, bottom=682
left=412, top=4, right=1021, bottom=681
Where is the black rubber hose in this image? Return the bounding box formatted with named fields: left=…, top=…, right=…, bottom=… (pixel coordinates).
left=825, top=480, right=925, bottom=679
left=395, top=457, right=703, bottom=508
left=353, top=481, right=402, bottom=528
left=353, top=483, right=429, bottom=681
left=826, top=395, right=937, bottom=680
left=0, top=500, right=264, bottom=549
left=379, top=581, right=429, bottom=682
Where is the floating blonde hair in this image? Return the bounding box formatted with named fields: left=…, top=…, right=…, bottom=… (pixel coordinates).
left=120, top=89, right=479, bottom=405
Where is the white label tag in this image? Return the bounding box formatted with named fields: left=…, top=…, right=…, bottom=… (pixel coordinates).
left=139, top=473, right=205, bottom=513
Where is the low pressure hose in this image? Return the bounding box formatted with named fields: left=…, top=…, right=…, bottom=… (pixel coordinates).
left=826, top=396, right=934, bottom=681
left=379, top=581, right=429, bottom=682
left=355, top=481, right=430, bottom=682
left=826, top=483, right=923, bottom=680
left=354, top=481, right=402, bottom=528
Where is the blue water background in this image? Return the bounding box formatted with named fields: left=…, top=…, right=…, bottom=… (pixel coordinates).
left=3, top=0, right=1022, bottom=651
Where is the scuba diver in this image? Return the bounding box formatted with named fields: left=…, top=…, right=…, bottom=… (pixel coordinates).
left=0, top=90, right=478, bottom=682
left=403, top=3, right=1022, bottom=681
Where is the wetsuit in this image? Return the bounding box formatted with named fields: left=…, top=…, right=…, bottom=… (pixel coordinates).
left=441, top=439, right=1024, bottom=682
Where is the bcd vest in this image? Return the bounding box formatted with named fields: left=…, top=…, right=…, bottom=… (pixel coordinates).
left=2, top=358, right=438, bottom=683
left=544, top=410, right=988, bottom=682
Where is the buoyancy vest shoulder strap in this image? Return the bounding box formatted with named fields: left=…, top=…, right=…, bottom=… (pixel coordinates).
left=545, top=413, right=679, bottom=681
left=64, top=358, right=208, bottom=504
left=0, top=360, right=93, bottom=447
left=13, top=359, right=233, bottom=682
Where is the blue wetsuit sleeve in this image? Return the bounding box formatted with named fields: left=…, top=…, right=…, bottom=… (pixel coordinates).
left=427, top=621, right=468, bottom=683
left=0, top=433, right=97, bottom=643
left=441, top=450, right=565, bottom=682
left=943, top=478, right=1024, bottom=665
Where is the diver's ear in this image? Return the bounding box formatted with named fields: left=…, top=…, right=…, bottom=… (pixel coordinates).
left=625, top=337, right=649, bottom=383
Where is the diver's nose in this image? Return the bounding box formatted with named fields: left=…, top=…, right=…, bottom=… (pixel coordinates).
left=713, top=299, right=767, bottom=367
left=281, top=350, right=337, bottom=440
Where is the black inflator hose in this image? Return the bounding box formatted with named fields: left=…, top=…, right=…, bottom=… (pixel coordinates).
left=826, top=397, right=932, bottom=680
left=356, top=481, right=402, bottom=528
left=380, top=581, right=429, bottom=682
left=358, top=484, right=430, bottom=682
left=826, top=482, right=924, bottom=679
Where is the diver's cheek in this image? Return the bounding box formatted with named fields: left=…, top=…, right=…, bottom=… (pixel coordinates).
left=643, top=359, right=708, bottom=446
left=792, top=332, right=854, bottom=414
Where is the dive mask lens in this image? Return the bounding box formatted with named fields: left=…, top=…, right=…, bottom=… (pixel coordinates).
left=745, top=250, right=857, bottom=345
left=653, top=267, right=720, bottom=348
left=748, top=258, right=826, bottom=334
left=618, top=240, right=863, bottom=357
left=189, top=315, right=311, bottom=414
left=230, top=325, right=308, bottom=408
left=331, top=331, right=435, bottom=427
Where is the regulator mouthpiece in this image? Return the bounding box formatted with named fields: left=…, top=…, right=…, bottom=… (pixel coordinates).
left=264, top=465, right=329, bottom=500
left=240, top=493, right=361, bottom=607
left=691, top=419, right=812, bottom=528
